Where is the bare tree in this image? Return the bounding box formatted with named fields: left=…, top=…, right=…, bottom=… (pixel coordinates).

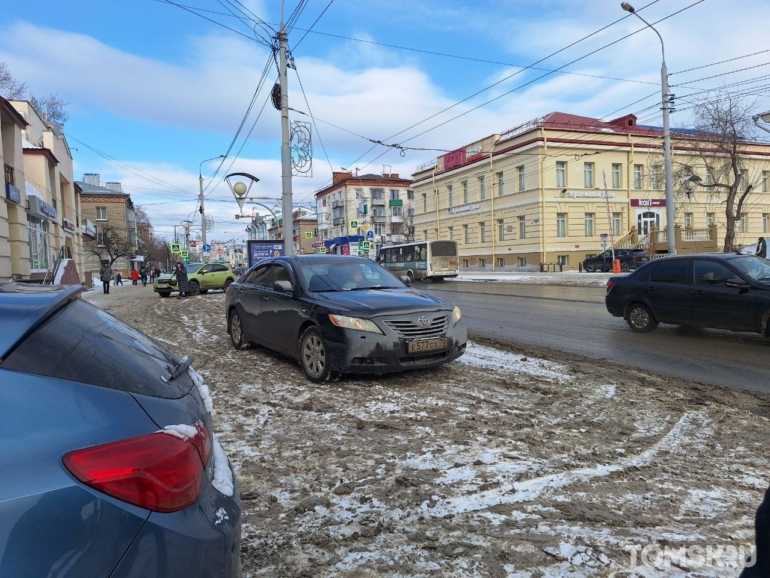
left=85, top=223, right=133, bottom=266
left=673, top=93, right=761, bottom=252
left=142, top=236, right=172, bottom=271
left=404, top=201, right=416, bottom=242
left=0, top=62, right=27, bottom=99
left=29, top=93, right=69, bottom=124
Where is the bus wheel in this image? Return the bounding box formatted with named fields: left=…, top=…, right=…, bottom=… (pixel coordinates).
left=431, top=277, right=445, bottom=282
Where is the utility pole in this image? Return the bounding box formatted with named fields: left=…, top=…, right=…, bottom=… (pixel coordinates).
left=199, top=155, right=224, bottom=262
left=278, top=0, right=294, bottom=255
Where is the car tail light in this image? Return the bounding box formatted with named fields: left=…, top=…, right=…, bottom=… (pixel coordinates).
left=606, top=280, right=615, bottom=293
left=63, top=425, right=210, bottom=513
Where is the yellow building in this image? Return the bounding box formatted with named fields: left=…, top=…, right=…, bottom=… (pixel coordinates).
left=412, top=112, right=770, bottom=270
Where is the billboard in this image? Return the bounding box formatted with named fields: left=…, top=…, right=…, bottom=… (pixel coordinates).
left=248, top=240, right=285, bottom=267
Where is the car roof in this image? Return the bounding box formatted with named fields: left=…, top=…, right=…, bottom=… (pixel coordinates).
left=0, top=283, right=84, bottom=360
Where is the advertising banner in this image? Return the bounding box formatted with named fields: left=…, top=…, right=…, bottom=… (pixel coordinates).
left=248, top=240, right=285, bottom=267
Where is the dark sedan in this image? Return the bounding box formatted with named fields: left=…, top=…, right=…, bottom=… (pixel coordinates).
left=0, top=283, right=241, bottom=578
left=605, top=253, right=770, bottom=335
left=225, top=255, right=467, bottom=381
left=584, top=248, right=649, bottom=272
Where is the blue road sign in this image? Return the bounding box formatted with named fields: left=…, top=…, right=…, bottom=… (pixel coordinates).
left=202, top=243, right=211, bottom=252
left=366, top=230, right=374, bottom=239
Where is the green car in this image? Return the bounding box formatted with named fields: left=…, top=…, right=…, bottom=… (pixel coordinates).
left=153, top=262, right=237, bottom=297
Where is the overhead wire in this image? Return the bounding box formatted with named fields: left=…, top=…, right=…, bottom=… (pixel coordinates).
left=292, top=0, right=334, bottom=50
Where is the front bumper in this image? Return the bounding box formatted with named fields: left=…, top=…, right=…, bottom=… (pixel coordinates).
left=324, top=318, right=468, bottom=375
left=154, top=280, right=178, bottom=293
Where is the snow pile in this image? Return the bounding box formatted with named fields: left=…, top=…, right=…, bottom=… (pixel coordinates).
left=211, top=435, right=234, bottom=497
left=162, top=423, right=199, bottom=440
left=188, top=367, right=215, bottom=414
left=458, top=341, right=573, bottom=382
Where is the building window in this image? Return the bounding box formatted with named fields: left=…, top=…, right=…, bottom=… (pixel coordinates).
left=390, top=190, right=400, bottom=200
left=763, top=171, right=769, bottom=193
left=498, top=219, right=504, bottom=241
left=518, top=216, right=526, bottom=239
left=633, top=165, right=643, bottom=189
left=371, top=189, right=382, bottom=200
left=462, top=181, right=468, bottom=204
left=740, top=213, right=747, bottom=233
left=479, top=258, right=486, bottom=268
left=27, top=215, right=50, bottom=270
left=557, top=255, right=569, bottom=266
left=463, top=224, right=469, bottom=244
left=740, top=169, right=749, bottom=191
left=374, top=223, right=385, bottom=235
left=706, top=213, right=715, bottom=226
left=422, top=194, right=427, bottom=213
left=407, top=189, right=414, bottom=200
left=96, top=206, right=107, bottom=220
left=584, top=163, right=594, bottom=188
left=97, top=231, right=106, bottom=246
left=764, top=214, right=769, bottom=233
left=612, top=212, right=622, bottom=236
left=685, top=212, right=693, bottom=228
left=585, top=213, right=595, bottom=237
left=462, top=259, right=470, bottom=268
left=612, top=163, right=621, bottom=188
left=556, top=213, right=567, bottom=237
left=391, top=206, right=402, bottom=217
left=479, top=222, right=486, bottom=243
left=652, top=164, right=663, bottom=189
left=447, top=184, right=453, bottom=207
left=448, top=226, right=454, bottom=240
left=497, top=257, right=505, bottom=268
left=518, top=257, right=527, bottom=267
left=706, top=170, right=714, bottom=186
left=497, top=172, right=504, bottom=196
left=517, top=165, right=525, bottom=191
left=556, top=161, right=566, bottom=188
left=355, top=188, right=363, bottom=199
left=424, top=230, right=429, bottom=240
left=479, top=176, right=486, bottom=200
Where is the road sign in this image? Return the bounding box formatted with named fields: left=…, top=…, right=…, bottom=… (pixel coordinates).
left=190, top=241, right=197, bottom=248
left=366, top=230, right=374, bottom=239
left=349, top=220, right=359, bottom=230
left=361, top=224, right=369, bottom=233
left=305, top=231, right=313, bottom=238
left=600, top=233, right=608, bottom=240
left=171, top=243, right=182, bottom=254
left=181, top=250, right=189, bottom=259
left=363, top=241, right=371, bottom=250
left=601, top=242, right=607, bottom=249
left=319, top=247, right=327, bottom=254
left=202, top=243, right=211, bottom=252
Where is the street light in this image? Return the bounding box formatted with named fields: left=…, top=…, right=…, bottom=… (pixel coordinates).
left=753, top=111, right=770, bottom=135
left=621, top=2, right=676, bottom=254
left=199, top=154, right=224, bottom=261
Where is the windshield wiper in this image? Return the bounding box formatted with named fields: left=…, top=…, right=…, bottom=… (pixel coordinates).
left=163, top=355, right=194, bottom=382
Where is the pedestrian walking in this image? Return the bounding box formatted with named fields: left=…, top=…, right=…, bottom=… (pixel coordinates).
left=130, top=268, right=139, bottom=285
left=173, top=261, right=189, bottom=298
left=99, top=262, right=112, bottom=294
left=140, top=265, right=148, bottom=287
left=757, top=237, right=767, bottom=259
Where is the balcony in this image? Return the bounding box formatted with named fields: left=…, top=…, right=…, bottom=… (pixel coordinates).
left=371, top=197, right=386, bottom=205
left=333, top=217, right=346, bottom=226
left=372, top=215, right=387, bottom=224
left=391, top=215, right=404, bottom=223
left=389, top=199, right=403, bottom=207
left=332, top=200, right=344, bottom=209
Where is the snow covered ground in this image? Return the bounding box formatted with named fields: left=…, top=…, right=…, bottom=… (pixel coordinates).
left=86, top=289, right=770, bottom=577
left=450, top=271, right=615, bottom=287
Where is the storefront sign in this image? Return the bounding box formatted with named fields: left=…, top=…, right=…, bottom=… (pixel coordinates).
left=27, top=195, right=57, bottom=221
left=449, top=203, right=480, bottom=215
left=562, top=190, right=616, bottom=199
left=5, top=183, right=21, bottom=204
left=81, top=219, right=97, bottom=239
left=62, top=218, right=76, bottom=233
left=631, top=198, right=666, bottom=207
left=248, top=240, right=284, bottom=266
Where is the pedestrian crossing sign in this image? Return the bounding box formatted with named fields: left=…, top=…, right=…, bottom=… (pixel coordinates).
left=171, top=243, right=182, bottom=254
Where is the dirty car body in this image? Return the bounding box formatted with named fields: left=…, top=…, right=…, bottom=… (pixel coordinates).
left=225, top=255, right=467, bottom=381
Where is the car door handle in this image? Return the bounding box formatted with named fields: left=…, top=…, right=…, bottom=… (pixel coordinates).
left=644, top=286, right=655, bottom=292
left=262, top=296, right=269, bottom=301
left=691, top=290, right=704, bottom=296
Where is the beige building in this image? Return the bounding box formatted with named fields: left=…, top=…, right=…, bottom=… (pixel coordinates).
left=267, top=210, right=318, bottom=254
left=315, top=171, right=414, bottom=256
left=1, top=98, right=86, bottom=283
left=412, top=112, right=770, bottom=270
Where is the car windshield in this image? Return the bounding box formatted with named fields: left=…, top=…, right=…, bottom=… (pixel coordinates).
left=729, top=255, right=770, bottom=283
left=296, top=259, right=404, bottom=292
left=175, top=263, right=203, bottom=274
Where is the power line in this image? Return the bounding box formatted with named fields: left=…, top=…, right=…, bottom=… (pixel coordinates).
left=292, top=0, right=334, bottom=50
left=672, top=61, right=770, bottom=87
left=155, top=0, right=271, bottom=47
left=672, top=49, right=770, bottom=76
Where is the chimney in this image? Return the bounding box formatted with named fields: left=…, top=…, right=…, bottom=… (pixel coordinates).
left=391, top=173, right=399, bottom=179
left=332, top=171, right=352, bottom=184
left=83, top=173, right=101, bottom=186
left=105, top=182, right=124, bottom=193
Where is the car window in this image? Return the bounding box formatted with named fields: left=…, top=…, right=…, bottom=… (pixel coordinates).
left=296, top=259, right=403, bottom=292
left=3, top=300, right=192, bottom=398
left=272, top=264, right=293, bottom=285
left=243, top=264, right=271, bottom=285
left=693, top=260, right=735, bottom=286
left=730, top=256, right=770, bottom=284
left=617, top=250, right=628, bottom=257
left=599, top=251, right=611, bottom=258
left=212, top=264, right=228, bottom=273
left=200, top=264, right=213, bottom=273
left=650, top=259, right=688, bottom=283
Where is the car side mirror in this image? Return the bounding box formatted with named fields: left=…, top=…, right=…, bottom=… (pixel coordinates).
left=273, top=280, right=293, bottom=292
left=400, top=275, right=411, bottom=287
left=726, top=278, right=750, bottom=289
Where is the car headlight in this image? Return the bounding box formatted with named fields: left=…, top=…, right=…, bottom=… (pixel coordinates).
left=329, top=314, right=383, bottom=334
left=452, top=306, right=462, bottom=324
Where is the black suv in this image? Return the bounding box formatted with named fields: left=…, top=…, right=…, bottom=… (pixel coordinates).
left=583, top=249, right=649, bottom=272
left=605, top=253, right=770, bottom=335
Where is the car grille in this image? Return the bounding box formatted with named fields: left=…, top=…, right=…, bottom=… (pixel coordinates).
left=383, top=315, right=448, bottom=339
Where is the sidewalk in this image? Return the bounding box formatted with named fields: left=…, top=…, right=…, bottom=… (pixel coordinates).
left=450, top=270, right=618, bottom=287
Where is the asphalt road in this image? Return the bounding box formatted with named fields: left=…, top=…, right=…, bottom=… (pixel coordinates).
left=424, top=281, right=770, bottom=394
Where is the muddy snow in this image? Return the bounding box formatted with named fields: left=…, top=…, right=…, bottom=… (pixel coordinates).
left=85, top=285, right=770, bottom=577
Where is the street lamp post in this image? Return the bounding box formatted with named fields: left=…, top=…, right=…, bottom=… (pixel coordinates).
left=199, top=154, right=224, bottom=261
left=753, top=111, right=770, bottom=135
left=621, top=2, right=676, bottom=255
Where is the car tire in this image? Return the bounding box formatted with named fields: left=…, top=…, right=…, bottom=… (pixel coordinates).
left=626, top=303, right=658, bottom=333
left=229, top=310, right=249, bottom=349
left=188, top=280, right=200, bottom=296
left=200, top=289, right=209, bottom=294
left=299, top=326, right=332, bottom=382
left=159, top=291, right=170, bottom=298
left=224, top=279, right=233, bottom=292
left=621, top=262, right=630, bottom=272
left=585, top=263, right=596, bottom=272
left=431, top=277, right=445, bottom=282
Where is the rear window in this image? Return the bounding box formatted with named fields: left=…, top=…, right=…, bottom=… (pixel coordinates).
left=3, top=299, right=192, bottom=398
left=431, top=241, right=458, bottom=257
left=650, top=259, right=688, bottom=284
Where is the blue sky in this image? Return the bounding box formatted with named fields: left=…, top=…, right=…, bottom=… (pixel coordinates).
left=2, top=0, right=769, bottom=240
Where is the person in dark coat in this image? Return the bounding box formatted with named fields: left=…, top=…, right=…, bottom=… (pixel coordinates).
left=140, top=265, right=148, bottom=286
left=757, top=237, right=767, bottom=259
left=740, top=485, right=769, bottom=577
left=99, top=263, right=112, bottom=294
left=173, top=261, right=189, bottom=298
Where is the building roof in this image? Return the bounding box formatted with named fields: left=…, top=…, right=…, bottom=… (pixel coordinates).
left=315, top=171, right=413, bottom=199
left=76, top=180, right=129, bottom=197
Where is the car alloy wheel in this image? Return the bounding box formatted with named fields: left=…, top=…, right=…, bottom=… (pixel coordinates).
left=585, top=263, right=596, bottom=272
left=299, top=326, right=331, bottom=382
left=621, top=262, right=630, bottom=272
left=224, top=279, right=233, bottom=292
left=188, top=281, right=200, bottom=296
left=229, top=310, right=246, bottom=349
left=626, top=303, right=658, bottom=333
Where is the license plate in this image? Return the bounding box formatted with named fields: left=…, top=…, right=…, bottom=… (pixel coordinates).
left=408, top=337, right=448, bottom=354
